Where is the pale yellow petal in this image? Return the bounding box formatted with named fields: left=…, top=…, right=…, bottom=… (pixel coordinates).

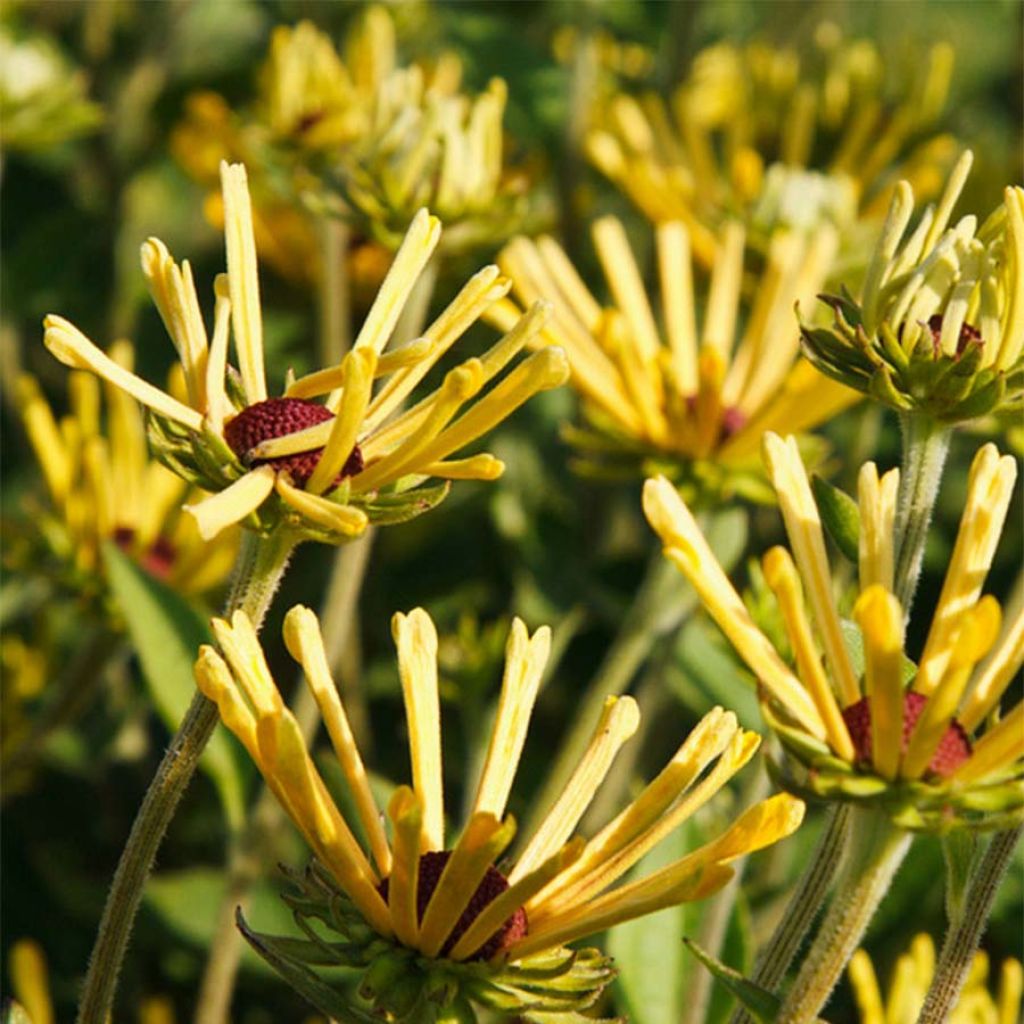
left=9, top=940, right=53, bottom=1024
left=849, top=950, right=886, bottom=1024
left=16, top=375, right=71, bottom=505
left=184, top=465, right=275, bottom=540
left=960, top=603, right=1024, bottom=732
left=953, top=702, right=1024, bottom=785
left=392, top=608, right=444, bottom=851
left=386, top=786, right=422, bottom=948
left=859, top=463, right=900, bottom=593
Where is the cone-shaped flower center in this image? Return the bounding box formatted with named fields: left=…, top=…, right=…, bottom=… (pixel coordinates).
left=224, top=398, right=363, bottom=486
left=842, top=691, right=972, bottom=778
left=378, top=851, right=528, bottom=961
left=926, top=313, right=982, bottom=357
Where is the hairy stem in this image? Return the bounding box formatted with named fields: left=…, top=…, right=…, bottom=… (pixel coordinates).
left=76, top=531, right=296, bottom=1024
left=916, top=826, right=1022, bottom=1024
left=778, top=808, right=911, bottom=1024
left=894, top=413, right=952, bottom=616
left=728, top=805, right=852, bottom=1024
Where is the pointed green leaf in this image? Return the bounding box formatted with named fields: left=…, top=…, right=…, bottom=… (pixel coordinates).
left=102, top=542, right=246, bottom=827
left=683, top=939, right=781, bottom=1023
left=811, top=475, right=860, bottom=564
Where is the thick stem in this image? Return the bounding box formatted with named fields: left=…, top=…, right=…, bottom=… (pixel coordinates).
left=894, top=414, right=952, bottom=616
left=916, top=826, right=1023, bottom=1024
left=778, top=808, right=911, bottom=1024
left=75, top=531, right=296, bottom=1024
left=728, top=805, right=852, bottom=1024
left=192, top=532, right=376, bottom=1024
left=522, top=547, right=697, bottom=845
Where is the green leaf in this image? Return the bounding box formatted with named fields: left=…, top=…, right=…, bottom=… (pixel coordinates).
left=683, top=940, right=781, bottom=1023
left=103, top=542, right=246, bottom=827
left=811, top=475, right=860, bottom=564
left=608, top=821, right=695, bottom=1024
left=145, top=867, right=302, bottom=976
left=941, top=830, right=981, bottom=923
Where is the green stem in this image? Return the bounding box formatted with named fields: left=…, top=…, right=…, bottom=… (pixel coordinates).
left=75, top=531, right=296, bottom=1024
left=318, top=215, right=351, bottom=366
left=894, top=413, right=952, bottom=616
left=522, top=546, right=696, bottom=846
left=916, top=825, right=1022, bottom=1024
left=728, top=805, right=852, bottom=1024
left=777, top=808, right=911, bottom=1024
left=192, top=532, right=376, bottom=1024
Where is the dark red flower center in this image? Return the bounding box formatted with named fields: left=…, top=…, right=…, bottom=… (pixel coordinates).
left=926, top=313, right=982, bottom=357
left=223, top=398, right=363, bottom=487
left=841, top=691, right=972, bottom=779
left=377, top=850, right=528, bottom=961
left=113, top=527, right=177, bottom=581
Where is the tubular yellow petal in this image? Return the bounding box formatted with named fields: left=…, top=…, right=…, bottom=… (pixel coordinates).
left=960, top=603, right=1024, bottom=732
left=917, top=445, right=1017, bottom=696
left=643, top=476, right=827, bottom=739
left=184, top=465, right=275, bottom=540
left=854, top=585, right=906, bottom=780
left=449, top=839, right=585, bottom=963
left=212, top=609, right=285, bottom=718
left=528, top=709, right=737, bottom=914
left=849, top=950, right=886, bottom=1024
left=258, top=711, right=390, bottom=935
left=220, top=162, right=267, bottom=404
left=530, top=728, right=760, bottom=920
left=511, top=696, right=640, bottom=884
left=701, top=220, right=745, bottom=365
left=861, top=181, right=915, bottom=332
left=859, top=464, right=900, bottom=592
left=392, top=608, right=445, bottom=851
left=418, top=812, right=517, bottom=957
left=44, top=315, right=203, bottom=431
left=698, top=792, right=807, bottom=864
left=921, top=149, right=974, bottom=255
left=998, top=959, right=1024, bottom=1024
left=275, top=474, right=368, bottom=536
left=284, top=605, right=390, bottom=875
left=140, top=237, right=209, bottom=411
left=9, top=939, right=54, bottom=1024
left=472, top=620, right=551, bottom=819
left=82, top=437, right=116, bottom=538
left=69, top=370, right=100, bottom=437
left=952, top=702, right=1024, bottom=785
left=511, top=859, right=734, bottom=962
left=16, top=375, right=71, bottom=505
left=307, top=347, right=377, bottom=494
left=657, top=221, right=698, bottom=394
left=764, top=547, right=855, bottom=762
left=350, top=208, right=442, bottom=359
left=592, top=216, right=661, bottom=362
left=249, top=418, right=334, bottom=460
left=763, top=433, right=861, bottom=706
left=205, top=274, right=232, bottom=432
left=903, top=597, right=1001, bottom=779
left=996, top=186, right=1024, bottom=370
left=194, top=645, right=260, bottom=760
left=386, top=786, right=423, bottom=948
left=419, top=454, right=505, bottom=480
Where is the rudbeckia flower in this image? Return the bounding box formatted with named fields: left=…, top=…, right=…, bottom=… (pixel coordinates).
left=644, top=436, right=1023, bottom=831
left=42, top=161, right=566, bottom=546
left=587, top=27, right=956, bottom=265
left=801, top=153, right=1024, bottom=423
left=489, top=215, right=855, bottom=500
left=849, top=934, right=1022, bottom=1024
left=15, top=357, right=237, bottom=593
left=194, top=605, right=805, bottom=1020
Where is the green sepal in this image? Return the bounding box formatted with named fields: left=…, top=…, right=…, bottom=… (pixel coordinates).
left=811, top=474, right=860, bottom=563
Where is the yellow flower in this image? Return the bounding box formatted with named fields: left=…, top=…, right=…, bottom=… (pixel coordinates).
left=43, top=161, right=566, bottom=546
left=15, top=358, right=237, bottom=593
left=849, top=934, right=1023, bottom=1024
left=802, top=153, right=1024, bottom=422
left=587, top=28, right=956, bottom=265
left=194, top=605, right=804, bottom=1019
left=644, top=437, right=1023, bottom=830
left=489, top=215, right=856, bottom=496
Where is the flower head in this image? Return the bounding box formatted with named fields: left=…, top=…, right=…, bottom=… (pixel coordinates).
left=195, top=605, right=804, bottom=1019
left=644, top=437, right=1023, bottom=831
left=490, top=216, right=855, bottom=500
left=849, top=934, right=1022, bottom=1024
left=14, top=358, right=237, bottom=594
left=587, top=28, right=956, bottom=264
left=801, top=153, right=1024, bottom=422
left=43, top=162, right=566, bottom=546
